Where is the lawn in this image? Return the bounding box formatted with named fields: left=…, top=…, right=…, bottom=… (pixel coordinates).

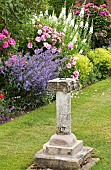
left=0, top=78, right=111, bottom=170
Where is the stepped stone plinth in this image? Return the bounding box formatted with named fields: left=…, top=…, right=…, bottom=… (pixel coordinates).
left=34, top=78, right=98, bottom=170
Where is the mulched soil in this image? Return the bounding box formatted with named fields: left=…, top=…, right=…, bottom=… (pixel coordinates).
left=0, top=110, right=29, bottom=125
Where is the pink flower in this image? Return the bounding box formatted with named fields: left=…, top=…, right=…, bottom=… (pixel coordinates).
left=2, top=41, right=9, bottom=48
left=43, top=42, right=51, bottom=49
left=70, top=58, right=76, bottom=66
left=73, top=70, right=79, bottom=79
left=100, top=32, right=104, bottom=37
left=52, top=47, right=57, bottom=53
left=12, top=55, right=17, bottom=59
left=27, top=42, right=33, bottom=48
left=0, top=33, right=6, bottom=40
left=68, top=41, right=73, bottom=50
left=66, top=63, right=71, bottom=68
left=90, top=14, right=93, bottom=17
left=8, top=38, right=16, bottom=46
left=58, top=48, right=62, bottom=53
left=38, top=29, right=42, bottom=35
left=40, top=35, right=46, bottom=41
left=52, top=34, right=58, bottom=39
left=38, top=24, right=42, bottom=28
left=85, top=9, right=90, bottom=13
left=59, top=32, right=65, bottom=37
left=102, top=30, right=105, bottom=33
left=43, top=32, right=51, bottom=38
left=42, top=26, right=49, bottom=32
left=2, top=29, right=9, bottom=36
left=35, top=36, right=41, bottom=42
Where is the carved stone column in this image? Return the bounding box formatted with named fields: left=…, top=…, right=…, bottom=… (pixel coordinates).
left=34, top=78, right=97, bottom=170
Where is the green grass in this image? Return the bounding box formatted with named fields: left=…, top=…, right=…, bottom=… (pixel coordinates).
left=0, top=78, right=111, bottom=170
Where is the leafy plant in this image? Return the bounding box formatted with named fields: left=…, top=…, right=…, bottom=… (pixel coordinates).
left=73, top=53, right=93, bottom=85
left=0, top=48, right=66, bottom=115
left=87, top=48, right=111, bottom=80
left=73, top=3, right=111, bottom=48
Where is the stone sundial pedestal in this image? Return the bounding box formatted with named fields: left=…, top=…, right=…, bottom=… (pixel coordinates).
left=34, top=78, right=97, bottom=170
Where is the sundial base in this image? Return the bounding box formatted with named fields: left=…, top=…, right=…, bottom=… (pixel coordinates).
left=34, top=146, right=96, bottom=170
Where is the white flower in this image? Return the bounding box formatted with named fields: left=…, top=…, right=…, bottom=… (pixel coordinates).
left=66, top=12, right=72, bottom=25
left=85, top=22, right=88, bottom=29
left=89, top=26, right=93, bottom=34
left=79, top=49, right=83, bottom=54
left=79, top=8, right=84, bottom=18
left=72, top=33, right=78, bottom=43
left=59, top=7, right=66, bottom=20
left=74, top=24, right=78, bottom=30
left=70, top=18, right=75, bottom=27
left=45, top=10, right=48, bottom=16
left=80, top=21, right=84, bottom=28
left=82, top=39, right=87, bottom=43
left=52, top=15, right=58, bottom=22
left=39, top=11, right=43, bottom=17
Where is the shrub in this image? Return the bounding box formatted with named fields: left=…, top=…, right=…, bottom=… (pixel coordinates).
left=87, top=48, right=111, bottom=80
left=73, top=3, right=111, bottom=48
left=0, top=29, right=17, bottom=61
left=73, top=54, right=93, bottom=85
left=0, top=48, right=66, bottom=116
left=21, top=24, right=65, bottom=55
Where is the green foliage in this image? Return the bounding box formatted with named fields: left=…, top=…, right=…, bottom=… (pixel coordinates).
left=88, top=48, right=111, bottom=80
left=74, top=54, right=93, bottom=85
left=48, top=0, right=76, bottom=17
left=73, top=3, right=111, bottom=48
left=0, top=0, right=51, bottom=35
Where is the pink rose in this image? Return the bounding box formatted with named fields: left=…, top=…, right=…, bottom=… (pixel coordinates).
left=35, top=36, right=41, bottom=42
left=41, top=35, right=46, bottom=41
left=43, top=32, right=51, bottom=38
left=59, top=32, right=65, bottom=37
left=73, top=70, right=79, bottom=79
left=68, top=42, right=73, bottom=50
left=42, top=26, right=49, bottom=32
left=70, top=58, right=76, bottom=66
left=58, top=48, right=62, bottom=53
left=8, top=38, right=16, bottom=46
left=0, top=33, right=6, bottom=40
left=2, top=29, right=9, bottom=36
left=12, top=55, right=17, bottom=59
left=52, top=47, right=57, bottom=53
left=2, top=41, right=9, bottom=48
left=66, top=63, right=71, bottom=68
left=100, top=32, right=104, bottom=37
left=38, top=24, right=42, bottom=28
left=43, top=42, right=51, bottom=49
left=102, top=30, right=105, bottom=33
left=27, top=42, right=33, bottom=48
left=38, top=29, right=42, bottom=35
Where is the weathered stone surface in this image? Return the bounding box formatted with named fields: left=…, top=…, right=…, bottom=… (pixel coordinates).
left=47, top=78, right=79, bottom=93
left=56, top=92, right=71, bottom=135
left=34, top=146, right=94, bottom=170
left=28, top=158, right=99, bottom=170
left=43, top=140, right=83, bottom=156
left=49, top=133, right=77, bottom=147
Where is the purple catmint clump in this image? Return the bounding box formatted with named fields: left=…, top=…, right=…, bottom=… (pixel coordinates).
left=1, top=48, right=67, bottom=111
left=6, top=49, right=64, bottom=92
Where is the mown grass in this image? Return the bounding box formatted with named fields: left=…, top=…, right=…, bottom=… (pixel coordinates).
left=0, top=78, right=111, bottom=170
